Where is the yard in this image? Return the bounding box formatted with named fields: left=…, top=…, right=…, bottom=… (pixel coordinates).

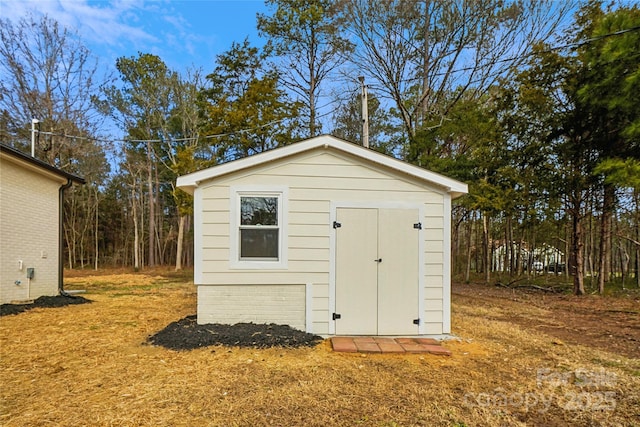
left=1, top=270, right=638, bottom=426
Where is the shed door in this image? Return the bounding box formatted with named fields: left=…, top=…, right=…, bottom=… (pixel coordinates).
left=334, top=207, right=420, bottom=335
left=335, top=208, right=378, bottom=334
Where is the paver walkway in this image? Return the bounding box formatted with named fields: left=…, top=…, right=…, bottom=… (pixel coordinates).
left=331, top=337, right=451, bottom=355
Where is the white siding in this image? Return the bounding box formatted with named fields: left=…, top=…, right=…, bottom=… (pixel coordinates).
left=311, top=282, right=330, bottom=334
left=422, top=196, right=445, bottom=334
left=0, top=157, right=63, bottom=303
left=195, top=149, right=448, bottom=335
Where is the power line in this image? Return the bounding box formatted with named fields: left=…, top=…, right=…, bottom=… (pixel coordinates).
left=7, top=24, right=638, bottom=147
left=9, top=118, right=291, bottom=146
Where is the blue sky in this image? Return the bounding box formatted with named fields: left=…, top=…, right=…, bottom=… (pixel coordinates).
left=0, top=0, right=269, bottom=74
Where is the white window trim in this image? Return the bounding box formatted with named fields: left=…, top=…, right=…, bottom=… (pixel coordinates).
left=229, top=185, right=288, bottom=270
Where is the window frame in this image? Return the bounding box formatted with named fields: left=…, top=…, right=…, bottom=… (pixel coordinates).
left=229, top=186, right=288, bottom=270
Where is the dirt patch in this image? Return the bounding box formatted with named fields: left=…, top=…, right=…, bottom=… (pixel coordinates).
left=0, top=295, right=91, bottom=316
left=452, top=282, right=640, bottom=359
left=148, top=315, right=324, bottom=350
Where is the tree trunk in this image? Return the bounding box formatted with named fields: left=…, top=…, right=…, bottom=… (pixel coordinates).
left=598, top=183, right=615, bottom=294
left=147, top=142, right=156, bottom=267
left=564, top=222, right=570, bottom=279
left=155, top=164, right=163, bottom=264
left=175, top=214, right=186, bottom=271
left=140, top=179, right=145, bottom=269
left=132, top=187, right=140, bottom=271
left=572, top=207, right=585, bottom=295
left=465, top=212, right=473, bottom=283
left=619, top=240, right=629, bottom=289
left=65, top=222, right=73, bottom=270
left=94, top=192, right=99, bottom=270
left=505, top=216, right=512, bottom=276
left=483, top=212, right=491, bottom=284
left=308, top=31, right=317, bottom=138
left=421, top=0, right=430, bottom=125
left=528, top=224, right=535, bottom=277
left=516, top=239, right=523, bottom=276
left=80, top=233, right=85, bottom=269
left=185, top=214, right=193, bottom=267
left=587, top=203, right=595, bottom=281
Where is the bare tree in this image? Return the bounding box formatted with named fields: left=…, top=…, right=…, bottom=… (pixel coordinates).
left=95, top=53, right=177, bottom=268
left=0, top=14, right=109, bottom=269
left=258, top=0, right=352, bottom=137
left=0, top=14, right=105, bottom=166
left=336, top=0, right=576, bottom=148
left=165, top=68, right=211, bottom=271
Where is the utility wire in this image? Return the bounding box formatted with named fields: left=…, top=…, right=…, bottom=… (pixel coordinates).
left=12, top=118, right=290, bottom=146
left=9, top=24, right=639, bottom=146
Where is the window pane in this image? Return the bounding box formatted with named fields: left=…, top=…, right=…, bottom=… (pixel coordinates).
left=241, top=197, right=278, bottom=225
left=240, top=229, right=279, bottom=258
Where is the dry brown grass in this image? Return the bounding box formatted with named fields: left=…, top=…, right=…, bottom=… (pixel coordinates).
left=1, top=271, right=638, bottom=426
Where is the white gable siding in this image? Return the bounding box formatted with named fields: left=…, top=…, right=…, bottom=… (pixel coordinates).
left=195, top=149, right=447, bottom=335
left=0, top=159, right=61, bottom=303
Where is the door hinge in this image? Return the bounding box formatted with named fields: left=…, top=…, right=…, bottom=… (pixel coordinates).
left=413, top=318, right=420, bottom=325
left=333, top=221, right=342, bottom=229
left=413, top=222, right=422, bottom=230
left=333, top=313, right=341, bottom=320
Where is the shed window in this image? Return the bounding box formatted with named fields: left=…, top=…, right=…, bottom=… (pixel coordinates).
left=230, top=186, right=288, bottom=269
left=240, top=196, right=279, bottom=259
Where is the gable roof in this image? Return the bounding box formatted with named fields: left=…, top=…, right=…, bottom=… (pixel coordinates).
left=177, top=134, right=468, bottom=198
left=0, top=143, right=85, bottom=185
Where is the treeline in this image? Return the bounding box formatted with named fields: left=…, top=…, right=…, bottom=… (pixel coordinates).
left=1, top=1, right=638, bottom=294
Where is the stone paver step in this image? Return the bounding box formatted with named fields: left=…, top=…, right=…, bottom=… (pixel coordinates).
left=330, top=337, right=451, bottom=356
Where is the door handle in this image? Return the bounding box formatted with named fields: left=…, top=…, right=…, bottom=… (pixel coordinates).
left=374, top=258, right=382, bottom=263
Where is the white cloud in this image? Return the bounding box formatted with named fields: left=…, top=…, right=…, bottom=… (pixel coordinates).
left=0, top=0, right=268, bottom=73
left=161, top=10, right=199, bottom=56
left=62, top=1, right=158, bottom=46
left=1, top=0, right=159, bottom=47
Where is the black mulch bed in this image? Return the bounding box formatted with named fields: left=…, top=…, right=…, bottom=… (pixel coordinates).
left=0, top=295, right=92, bottom=316
left=149, top=315, right=324, bottom=350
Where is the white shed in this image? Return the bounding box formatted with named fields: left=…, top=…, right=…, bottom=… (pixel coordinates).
left=177, top=135, right=468, bottom=336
